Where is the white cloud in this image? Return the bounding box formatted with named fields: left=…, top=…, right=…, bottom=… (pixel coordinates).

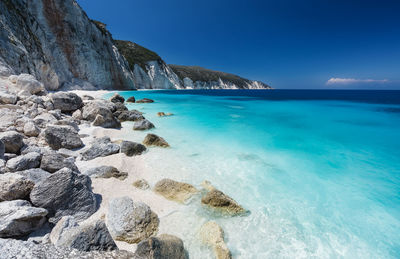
left=326, top=78, right=390, bottom=85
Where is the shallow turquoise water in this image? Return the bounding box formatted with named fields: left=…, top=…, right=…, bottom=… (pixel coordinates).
left=106, top=90, right=400, bottom=258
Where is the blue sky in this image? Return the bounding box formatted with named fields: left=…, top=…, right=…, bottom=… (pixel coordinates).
left=78, top=0, right=400, bottom=89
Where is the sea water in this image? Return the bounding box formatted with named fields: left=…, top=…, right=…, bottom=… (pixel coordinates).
left=105, top=90, right=400, bottom=259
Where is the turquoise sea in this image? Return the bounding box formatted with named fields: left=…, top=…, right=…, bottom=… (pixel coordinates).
left=106, top=90, right=400, bottom=258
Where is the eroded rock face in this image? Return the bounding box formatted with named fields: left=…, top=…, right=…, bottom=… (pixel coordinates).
left=120, top=141, right=147, bottom=156
left=0, top=131, right=24, bottom=154
left=143, top=134, right=170, bottom=148
left=83, top=166, right=127, bottom=180
left=30, top=168, right=97, bottom=223
left=107, top=197, right=159, bottom=244
left=133, top=119, right=155, bottom=131
left=44, top=125, right=83, bottom=150
left=134, top=234, right=186, bottom=259
left=0, top=173, right=35, bottom=201
left=0, top=200, right=48, bottom=238
left=201, top=181, right=247, bottom=216
left=154, top=178, right=198, bottom=204
left=50, top=92, right=83, bottom=112
left=80, top=137, right=120, bottom=161
left=200, top=221, right=232, bottom=259
left=50, top=216, right=117, bottom=252
left=6, top=152, right=41, bottom=172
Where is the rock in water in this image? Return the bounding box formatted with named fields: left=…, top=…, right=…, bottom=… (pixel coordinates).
left=50, top=92, right=83, bottom=112
left=0, top=200, right=48, bottom=238
left=107, top=197, right=159, bottom=244
left=83, top=166, right=128, bottom=180
left=133, top=119, right=155, bottom=130
left=0, top=173, right=35, bottom=201
left=30, top=168, right=97, bottom=224
left=201, top=181, right=247, bottom=216
left=134, top=234, right=186, bottom=259
left=110, top=93, right=125, bottom=103
left=200, top=221, right=232, bottom=259
left=142, top=133, right=170, bottom=147
left=117, top=110, right=144, bottom=122
left=0, top=131, right=24, bottom=154
left=6, top=152, right=41, bottom=172
left=44, top=125, right=83, bottom=150
left=40, top=153, right=79, bottom=173
left=153, top=178, right=198, bottom=203
left=50, top=216, right=117, bottom=252
left=126, top=96, right=136, bottom=103
left=133, top=179, right=150, bottom=190
left=120, top=141, right=147, bottom=156
left=80, top=137, right=120, bottom=161
left=136, top=98, right=154, bottom=103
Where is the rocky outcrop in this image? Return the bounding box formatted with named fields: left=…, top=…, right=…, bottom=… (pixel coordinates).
left=200, top=221, right=232, bottom=259
left=83, top=166, right=127, bottom=180
left=107, top=197, right=159, bottom=244
left=154, top=179, right=198, bottom=203
left=134, top=234, right=187, bottom=259
left=30, top=168, right=97, bottom=223
left=120, top=141, right=147, bottom=156
left=0, top=173, right=35, bottom=201
left=80, top=137, right=120, bottom=161
left=50, top=216, right=117, bottom=252
left=143, top=134, right=170, bottom=148
left=0, top=200, right=48, bottom=238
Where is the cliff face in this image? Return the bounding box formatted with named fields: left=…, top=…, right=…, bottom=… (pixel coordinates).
left=0, top=0, right=271, bottom=90
left=0, top=0, right=135, bottom=90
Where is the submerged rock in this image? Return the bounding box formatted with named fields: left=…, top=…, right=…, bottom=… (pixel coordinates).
left=0, top=131, right=24, bottom=154
left=134, top=234, right=186, bottom=259
left=0, top=173, right=35, bottom=201
left=157, top=112, right=174, bottom=117
left=133, top=119, right=155, bottom=130
left=50, top=92, right=83, bottom=112
left=136, top=98, right=154, bottom=103
left=107, top=196, right=159, bottom=244
left=6, top=152, right=41, bottom=172
left=0, top=200, right=48, bottom=238
left=153, top=178, right=198, bottom=203
left=200, top=221, right=232, bottom=259
left=50, top=216, right=117, bottom=252
left=44, top=125, right=83, bottom=150
left=81, top=137, right=120, bottom=161
left=133, top=179, right=150, bottom=190
left=30, top=168, right=97, bottom=224
left=110, top=93, right=125, bottom=103
left=143, top=133, right=170, bottom=148
left=83, top=166, right=127, bottom=180
left=120, top=141, right=147, bottom=156
left=201, top=181, right=247, bottom=216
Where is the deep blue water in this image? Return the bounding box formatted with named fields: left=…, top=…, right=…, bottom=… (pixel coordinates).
left=106, top=90, right=400, bottom=258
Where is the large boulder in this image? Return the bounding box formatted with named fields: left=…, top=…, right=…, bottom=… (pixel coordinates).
left=0, top=131, right=24, bottom=154
left=126, top=96, right=135, bottom=103
left=117, top=110, right=144, bottom=122
left=82, top=100, right=120, bottom=128
left=80, top=137, right=120, bottom=161
left=133, top=119, right=155, bottom=131
left=107, top=197, right=159, bottom=244
left=44, top=125, right=83, bottom=150
left=134, top=234, right=186, bottom=259
left=30, top=168, right=97, bottom=224
left=50, top=92, right=83, bottom=112
left=0, top=92, right=17, bottom=104
left=143, top=134, right=170, bottom=148
left=200, top=221, right=232, bottom=259
left=8, top=74, right=45, bottom=95
left=0, top=173, right=35, bottom=201
left=23, top=121, right=40, bottom=137
left=34, top=112, right=58, bottom=128
left=201, top=181, right=247, bottom=216
left=92, top=113, right=121, bottom=128
left=83, top=166, right=127, bottom=180
left=6, top=152, right=41, bottom=172
left=120, top=141, right=147, bottom=156
left=40, top=153, right=79, bottom=173
left=153, top=179, right=198, bottom=204
left=110, top=93, right=125, bottom=103
left=0, top=200, right=47, bottom=238
left=50, top=216, right=117, bottom=252
left=16, top=168, right=51, bottom=184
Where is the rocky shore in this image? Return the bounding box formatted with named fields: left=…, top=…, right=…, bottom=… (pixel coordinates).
left=0, top=73, right=247, bottom=259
